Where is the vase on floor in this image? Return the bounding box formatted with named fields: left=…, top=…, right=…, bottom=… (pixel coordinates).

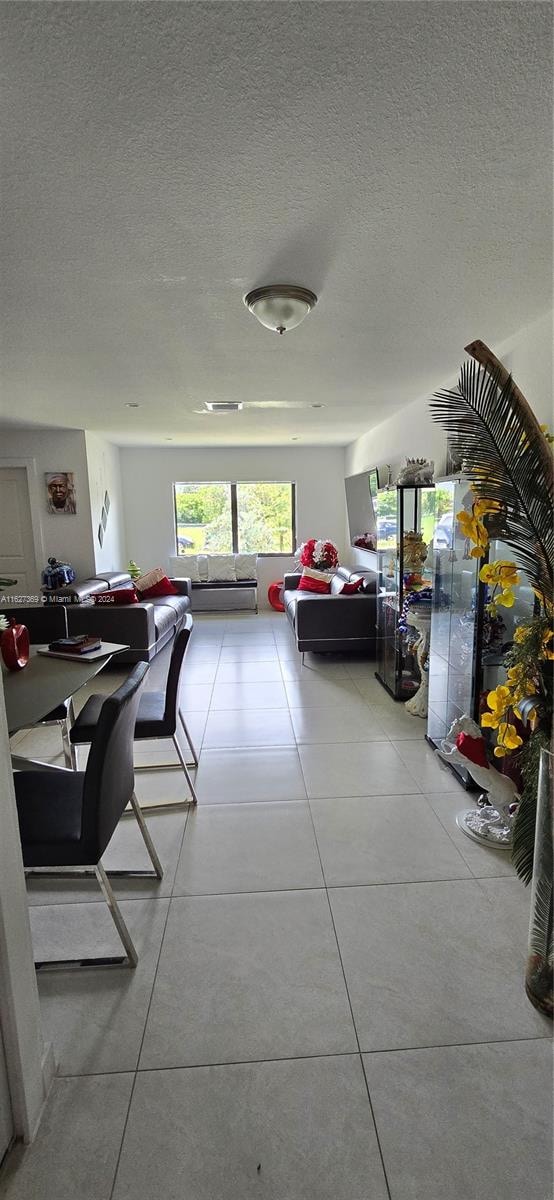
left=525, top=747, right=553, bottom=1018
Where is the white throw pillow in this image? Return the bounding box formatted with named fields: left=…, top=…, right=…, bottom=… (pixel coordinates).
left=183, top=555, right=202, bottom=584
left=235, top=553, right=258, bottom=580
left=206, top=554, right=237, bottom=582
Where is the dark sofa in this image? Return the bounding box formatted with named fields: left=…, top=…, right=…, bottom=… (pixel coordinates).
left=1, top=572, right=193, bottom=663
left=283, top=566, right=377, bottom=655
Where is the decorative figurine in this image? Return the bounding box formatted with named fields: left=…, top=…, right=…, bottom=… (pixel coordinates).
left=396, top=457, right=435, bottom=486
left=402, top=530, right=428, bottom=572
left=41, top=557, right=76, bottom=590
left=436, top=715, right=519, bottom=847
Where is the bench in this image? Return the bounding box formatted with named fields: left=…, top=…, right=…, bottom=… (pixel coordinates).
left=189, top=579, right=258, bottom=613
left=169, top=555, right=258, bottom=613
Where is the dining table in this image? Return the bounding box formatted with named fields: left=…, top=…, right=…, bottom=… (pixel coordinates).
left=3, top=642, right=129, bottom=772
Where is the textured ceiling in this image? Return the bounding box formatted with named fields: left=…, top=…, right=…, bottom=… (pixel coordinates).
left=0, top=2, right=552, bottom=446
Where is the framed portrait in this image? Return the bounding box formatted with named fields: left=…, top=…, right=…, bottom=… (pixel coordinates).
left=104, top=491, right=110, bottom=514
left=45, top=472, right=76, bottom=514
left=101, top=506, right=107, bottom=531
left=98, top=523, right=104, bottom=548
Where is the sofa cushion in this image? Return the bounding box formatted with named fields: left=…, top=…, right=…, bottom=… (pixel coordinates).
left=149, top=595, right=190, bottom=616
left=93, top=588, right=138, bottom=606
left=298, top=567, right=332, bottom=594
left=94, top=573, right=133, bottom=589
left=44, top=578, right=108, bottom=602
left=152, top=604, right=179, bottom=640
left=207, top=555, right=237, bottom=582
left=134, top=567, right=166, bottom=593
left=339, top=578, right=364, bottom=595
left=140, top=576, right=179, bottom=599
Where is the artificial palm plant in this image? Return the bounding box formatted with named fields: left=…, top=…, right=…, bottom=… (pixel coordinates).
left=430, top=340, right=553, bottom=1013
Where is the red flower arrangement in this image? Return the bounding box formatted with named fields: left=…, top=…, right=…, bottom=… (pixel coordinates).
left=296, top=539, right=339, bottom=571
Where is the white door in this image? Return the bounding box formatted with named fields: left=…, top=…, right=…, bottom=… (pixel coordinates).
left=0, top=467, right=38, bottom=598
left=0, top=1030, right=13, bottom=1164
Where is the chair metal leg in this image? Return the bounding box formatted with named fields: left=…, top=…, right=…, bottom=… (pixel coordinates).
left=128, top=791, right=163, bottom=879
left=95, top=863, right=138, bottom=967
left=173, top=733, right=199, bottom=805
left=25, top=863, right=138, bottom=969
left=61, top=717, right=77, bottom=770
left=178, top=709, right=199, bottom=767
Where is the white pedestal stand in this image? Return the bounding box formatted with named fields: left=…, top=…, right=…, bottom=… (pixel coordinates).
left=404, top=608, right=431, bottom=719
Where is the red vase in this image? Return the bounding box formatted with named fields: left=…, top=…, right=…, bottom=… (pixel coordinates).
left=1, top=620, right=30, bottom=670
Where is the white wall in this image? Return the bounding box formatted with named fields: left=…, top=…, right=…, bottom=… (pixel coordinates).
left=120, top=446, right=347, bottom=606
left=84, top=433, right=126, bottom=574
left=344, top=309, right=553, bottom=568
left=0, top=429, right=96, bottom=579
left=495, top=309, right=553, bottom=421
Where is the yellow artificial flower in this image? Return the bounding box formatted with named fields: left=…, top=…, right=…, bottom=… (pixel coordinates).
left=541, top=629, right=554, bottom=661
left=479, top=560, right=520, bottom=589
left=457, top=506, right=490, bottom=557
left=473, top=498, right=503, bottom=518
left=488, top=720, right=524, bottom=758
left=481, top=711, right=500, bottom=729
left=513, top=625, right=527, bottom=644
left=540, top=424, right=554, bottom=445
left=480, top=559, right=520, bottom=614
left=498, top=722, right=523, bottom=751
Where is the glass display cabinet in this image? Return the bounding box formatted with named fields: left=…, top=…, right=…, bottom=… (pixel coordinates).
left=426, top=475, right=536, bottom=786
left=375, top=484, right=435, bottom=700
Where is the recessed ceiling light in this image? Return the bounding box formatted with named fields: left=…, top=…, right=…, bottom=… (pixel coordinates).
left=125, top=403, right=140, bottom=408
left=291, top=436, right=300, bottom=441
left=311, top=403, right=324, bottom=409
left=165, top=437, right=173, bottom=441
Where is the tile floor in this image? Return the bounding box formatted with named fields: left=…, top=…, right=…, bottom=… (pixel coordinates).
left=2, top=612, right=552, bottom=1200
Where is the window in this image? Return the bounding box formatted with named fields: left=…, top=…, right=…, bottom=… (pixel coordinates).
left=174, top=483, right=233, bottom=554
left=174, top=481, right=296, bottom=555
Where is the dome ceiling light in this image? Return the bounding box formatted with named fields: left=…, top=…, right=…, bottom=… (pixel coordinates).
left=244, top=284, right=318, bottom=335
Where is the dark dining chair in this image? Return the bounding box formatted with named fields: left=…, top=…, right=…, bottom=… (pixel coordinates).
left=15, top=661, right=163, bottom=969
left=3, top=604, right=77, bottom=767
left=70, top=616, right=199, bottom=806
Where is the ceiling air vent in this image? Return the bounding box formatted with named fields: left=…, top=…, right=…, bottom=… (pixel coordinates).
left=204, top=402, right=243, bottom=413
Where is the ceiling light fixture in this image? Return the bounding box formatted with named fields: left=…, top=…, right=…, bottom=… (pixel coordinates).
left=125, top=403, right=140, bottom=408
left=244, top=284, right=317, bottom=335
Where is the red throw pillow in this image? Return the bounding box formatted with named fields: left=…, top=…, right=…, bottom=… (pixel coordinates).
left=140, top=576, right=179, bottom=599
left=340, top=578, right=364, bottom=595
left=298, top=571, right=331, bottom=594
left=93, top=588, right=138, bottom=606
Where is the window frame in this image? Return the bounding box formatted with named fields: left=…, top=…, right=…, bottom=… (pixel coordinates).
left=173, top=480, right=297, bottom=558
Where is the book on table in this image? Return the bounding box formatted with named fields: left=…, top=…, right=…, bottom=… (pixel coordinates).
left=48, top=635, right=102, bottom=655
